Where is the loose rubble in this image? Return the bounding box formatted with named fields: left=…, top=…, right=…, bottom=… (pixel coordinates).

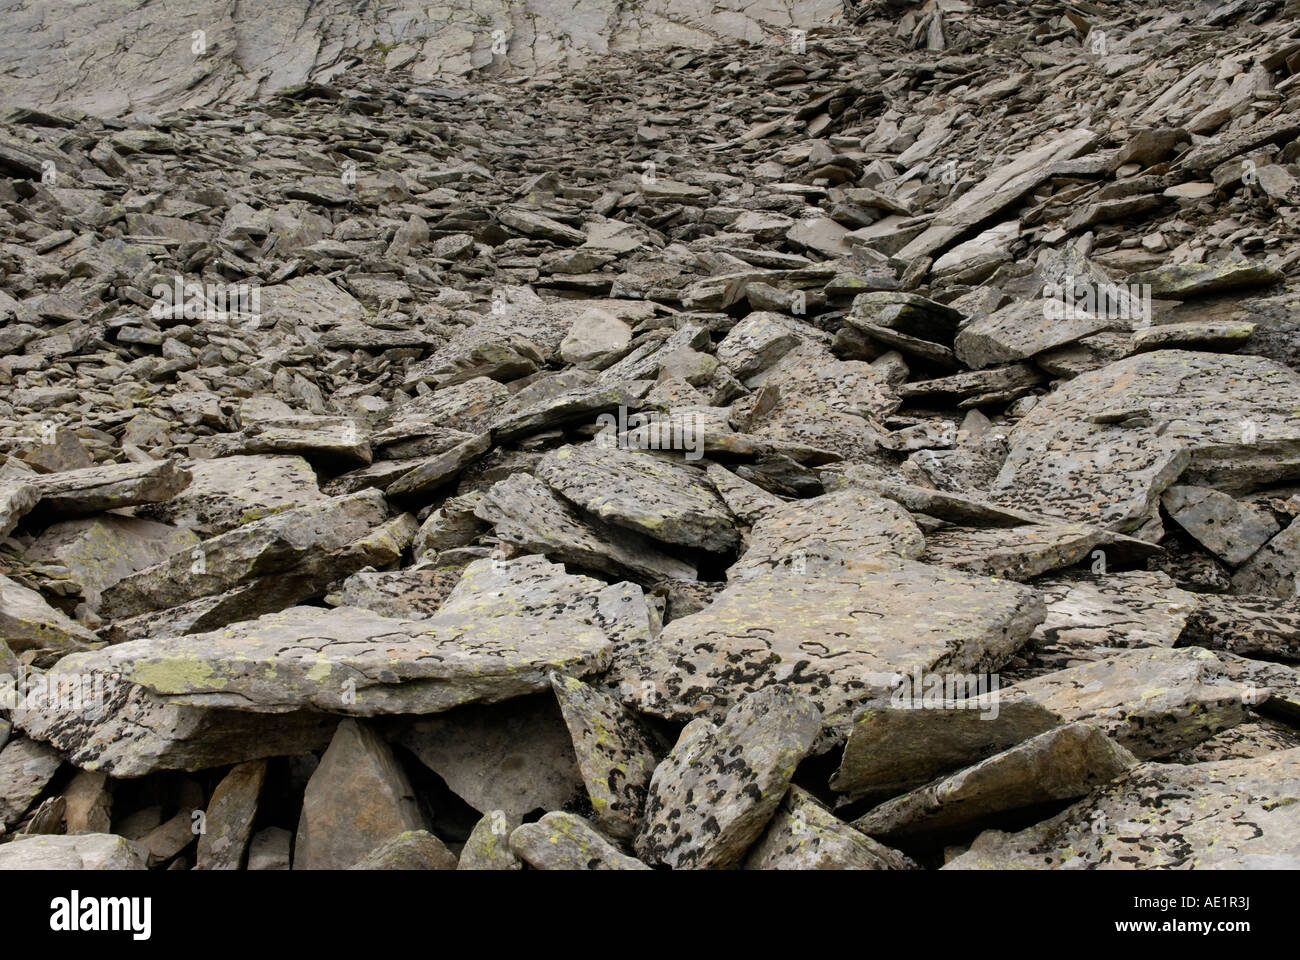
left=3, top=0, right=1300, bottom=871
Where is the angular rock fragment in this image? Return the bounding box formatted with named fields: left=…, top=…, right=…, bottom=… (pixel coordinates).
left=744, top=786, right=916, bottom=870
left=30, top=461, right=190, bottom=517
left=946, top=749, right=1300, bottom=869
left=550, top=674, right=660, bottom=840
left=197, top=760, right=267, bottom=870
left=349, top=831, right=458, bottom=870
left=636, top=686, right=822, bottom=870
left=852, top=723, right=1137, bottom=840
left=294, top=719, right=425, bottom=870
left=617, top=554, right=1043, bottom=733
left=511, top=812, right=650, bottom=870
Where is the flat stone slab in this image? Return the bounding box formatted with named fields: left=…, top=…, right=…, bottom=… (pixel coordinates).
left=137, top=455, right=326, bottom=536
left=550, top=674, right=661, bottom=840
left=1162, top=484, right=1280, bottom=566
left=852, top=723, right=1137, bottom=840
left=0, top=833, right=148, bottom=870
left=616, top=554, right=1044, bottom=734
left=919, top=522, right=1113, bottom=581
left=537, top=442, right=739, bottom=552
left=50, top=602, right=613, bottom=716
left=389, top=694, right=584, bottom=821
left=990, top=351, right=1300, bottom=530
left=474, top=472, right=697, bottom=583
left=946, top=748, right=1300, bottom=869
left=30, top=460, right=190, bottom=517
left=101, top=489, right=392, bottom=619
left=636, top=685, right=822, bottom=869
left=730, top=487, right=925, bottom=578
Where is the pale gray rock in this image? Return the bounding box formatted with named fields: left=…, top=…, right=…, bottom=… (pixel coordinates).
left=946, top=748, right=1300, bottom=869
left=1162, top=484, right=1280, bottom=566
left=389, top=693, right=584, bottom=821
left=537, top=442, right=738, bottom=552
left=348, top=830, right=458, bottom=870
left=744, top=786, right=916, bottom=870
left=852, top=723, right=1137, bottom=839
left=0, top=833, right=148, bottom=870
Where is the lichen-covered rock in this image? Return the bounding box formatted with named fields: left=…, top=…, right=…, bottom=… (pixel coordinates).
left=945, top=748, right=1300, bottom=869
left=511, top=812, right=650, bottom=870
left=0, top=574, right=98, bottom=657
left=28, top=460, right=191, bottom=517
left=1013, top=571, right=1199, bottom=673
left=744, top=787, right=917, bottom=870
left=1231, top=519, right=1300, bottom=599
left=990, top=352, right=1300, bottom=530
left=0, top=737, right=62, bottom=828
left=24, top=515, right=198, bottom=611
left=919, top=522, right=1116, bottom=581
left=348, top=830, right=458, bottom=870
left=730, top=487, right=924, bottom=578
left=474, top=472, right=696, bottom=583
left=0, top=482, right=38, bottom=538
left=636, top=685, right=822, bottom=869
left=52, top=601, right=612, bottom=715
left=294, top=720, right=425, bottom=870
left=1006, top=647, right=1254, bottom=758
left=1161, top=484, right=1280, bottom=566
left=101, top=489, right=392, bottom=619
left=135, top=455, right=327, bottom=536
left=852, top=723, right=1137, bottom=839
left=615, top=555, right=1044, bottom=735
left=536, top=442, right=739, bottom=552
left=389, top=693, right=584, bottom=821
left=550, top=674, right=660, bottom=840
left=14, top=676, right=336, bottom=776
left=458, top=811, right=523, bottom=870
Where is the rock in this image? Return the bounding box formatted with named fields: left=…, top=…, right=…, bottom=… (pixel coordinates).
left=349, top=831, right=458, bottom=870
left=196, top=760, right=267, bottom=870
left=550, top=674, right=660, bottom=840
left=536, top=443, right=738, bottom=552
left=510, top=812, right=651, bottom=870
left=458, top=811, right=523, bottom=870
left=946, top=749, right=1300, bottom=869
left=0, top=833, right=148, bottom=870
left=56, top=599, right=612, bottom=716
left=101, top=489, right=392, bottom=620
left=0, top=574, right=98, bottom=657
left=294, top=720, right=426, bottom=870
left=730, top=486, right=925, bottom=577
left=744, top=786, right=916, bottom=870
left=955, top=299, right=1122, bottom=369
left=617, top=554, right=1043, bottom=735
left=474, top=472, right=697, bottom=584
left=1161, top=484, right=1280, bottom=566
left=1231, top=519, right=1300, bottom=598
left=24, top=515, right=198, bottom=610
left=0, top=482, right=38, bottom=538
left=389, top=694, right=584, bottom=821
left=29, top=460, right=190, bottom=517
left=852, top=723, right=1137, bottom=840
left=0, top=737, right=62, bottom=828
left=636, top=686, right=821, bottom=869
left=991, top=352, right=1300, bottom=530
left=247, top=828, right=293, bottom=871
left=136, top=455, right=327, bottom=537
left=63, top=769, right=112, bottom=834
